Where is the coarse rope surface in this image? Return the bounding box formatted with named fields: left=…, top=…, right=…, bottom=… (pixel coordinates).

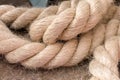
left=29, top=5, right=118, bottom=43
left=0, top=16, right=119, bottom=69
left=0, top=0, right=114, bottom=44
left=89, top=36, right=120, bottom=80
left=89, top=7, right=120, bottom=79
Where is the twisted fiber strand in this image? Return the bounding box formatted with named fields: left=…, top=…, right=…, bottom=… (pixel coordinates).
left=0, top=0, right=75, bottom=28
left=0, top=17, right=119, bottom=69
left=0, top=20, right=91, bottom=69
left=30, top=5, right=118, bottom=42
left=29, top=1, right=117, bottom=44
left=89, top=36, right=120, bottom=80
left=0, top=0, right=78, bottom=26
left=30, top=0, right=114, bottom=44
left=0, top=5, right=15, bottom=16
left=89, top=12, right=120, bottom=79
left=29, top=18, right=119, bottom=69
left=0, top=0, right=114, bottom=44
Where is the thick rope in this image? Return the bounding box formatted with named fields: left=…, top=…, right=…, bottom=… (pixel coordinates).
left=89, top=7, right=120, bottom=79
left=0, top=0, right=114, bottom=44
left=89, top=36, right=120, bottom=80
left=0, top=16, right=119, bottom=69
left=29, top=5, right=118, bottom=42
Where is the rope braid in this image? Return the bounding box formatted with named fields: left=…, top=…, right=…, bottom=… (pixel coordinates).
left=0, top=0, right=115, bottom=44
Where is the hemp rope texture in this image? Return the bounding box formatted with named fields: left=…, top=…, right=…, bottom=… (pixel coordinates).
left=0, top=0, right=119, bottom=79
left=89, top=37, right=120, bottom=80
left=89, top=7, right=120, bottom=80
left=0, top=15, right=119, bottom=69
left=0, top=0, right=114, bottom=44
left=29, top=5, right=118, bottom=43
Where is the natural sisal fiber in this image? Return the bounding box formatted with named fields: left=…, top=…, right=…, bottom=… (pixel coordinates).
left=0, top=16, right=119, bottom=69
left=0, top=0, right=114, bottom=44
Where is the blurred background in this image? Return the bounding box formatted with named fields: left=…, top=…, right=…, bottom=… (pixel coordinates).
left=0, top=0, right=66, bottom=7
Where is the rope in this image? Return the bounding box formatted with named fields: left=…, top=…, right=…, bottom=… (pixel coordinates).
left=0, top=0, right=114, bottom=44
left=89, top=7, right=120, bottom=80
left=89, top=36, right=120, bottom=80
left=0, top=1, right=120, bottom=80
left=29, top=5, right=118, bottom=42
left=0, top=15, right=118, bottom=69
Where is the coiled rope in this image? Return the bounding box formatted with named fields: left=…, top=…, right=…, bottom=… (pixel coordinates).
left=0, top=0, right=114, bottom=44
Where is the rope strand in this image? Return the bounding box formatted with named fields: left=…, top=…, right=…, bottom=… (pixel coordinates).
left=89, top=7, right=120, bottom=80
left=0, top=0, right=114, bottom=44
left=89, top=37, right=120, bottom=80
left=0, top=17, right=119, bottom=69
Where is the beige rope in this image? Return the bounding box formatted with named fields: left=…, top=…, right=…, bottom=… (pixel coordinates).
left=30, top=5, right=118, bottom=43
left=0, top=16, right=119, bottom=69
left=89, top=36, right=120, bottom=80
left=89, top=7, right=120, bottom=79
left=0, top=5, right=15, bottom=16
left=0, top=0, right=119, bottom=70
left=0, top=0, right=114, bottom=44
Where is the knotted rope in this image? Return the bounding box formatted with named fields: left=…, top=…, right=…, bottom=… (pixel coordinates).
left=0, top=0, right=114, bottom=44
